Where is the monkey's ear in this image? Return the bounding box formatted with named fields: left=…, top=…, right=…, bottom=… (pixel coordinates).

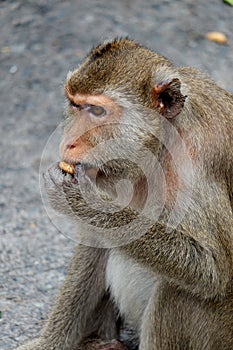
left=152, top=78, right=186, bottom=119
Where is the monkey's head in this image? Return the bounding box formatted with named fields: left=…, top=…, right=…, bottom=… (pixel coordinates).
left=61, top=38, right=187, bottom=169
left=44, top=38, right=190, bottom=244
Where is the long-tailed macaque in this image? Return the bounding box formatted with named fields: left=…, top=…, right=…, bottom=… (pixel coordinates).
left=16, top=38, right=233, bottom=350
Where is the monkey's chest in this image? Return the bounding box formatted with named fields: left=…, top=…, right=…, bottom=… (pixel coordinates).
left=106, top=250, right=160, bottom=330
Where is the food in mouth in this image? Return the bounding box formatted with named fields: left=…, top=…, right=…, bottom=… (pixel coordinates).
left=59, top=161, right=99, bottom=182
left=59, top=161, right=75, bottom=175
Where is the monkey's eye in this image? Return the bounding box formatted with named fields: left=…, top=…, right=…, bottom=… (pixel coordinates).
left=88, top=105, right=106, bottom=117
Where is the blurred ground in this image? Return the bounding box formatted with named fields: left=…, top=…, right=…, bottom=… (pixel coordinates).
left=0, top=0, right=233, bottom=349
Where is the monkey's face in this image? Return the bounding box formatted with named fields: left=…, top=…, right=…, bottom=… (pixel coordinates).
left=43, top=83, right=159, bottom=240
left=45, top=87, right=151, bottom=208
left=60, top=91, right=123, bottom=169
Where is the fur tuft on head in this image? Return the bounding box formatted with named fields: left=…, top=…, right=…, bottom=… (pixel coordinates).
left=66, top=37, right=172, bottom=108
left=87, top=37, right=142, bottom=63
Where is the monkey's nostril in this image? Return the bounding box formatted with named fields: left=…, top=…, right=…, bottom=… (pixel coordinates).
left=66, top=144, right=76, bottom=150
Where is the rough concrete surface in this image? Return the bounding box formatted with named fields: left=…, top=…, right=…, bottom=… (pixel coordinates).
left=0, top=0, right=233, bottom=349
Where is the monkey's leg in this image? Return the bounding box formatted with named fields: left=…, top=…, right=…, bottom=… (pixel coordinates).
left=139, top=283, right=198, bottom=350
left=16, top=246, right=117, bottom=350
left=140, top=282, right=233, bottom=350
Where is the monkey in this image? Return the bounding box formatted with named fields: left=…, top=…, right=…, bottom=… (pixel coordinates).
left=16, top=38, right=233, bottom=350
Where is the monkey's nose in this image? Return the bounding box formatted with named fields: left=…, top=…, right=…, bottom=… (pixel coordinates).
left=66, top=143, right=76, bottom=150
left=61, top=137, right=92, bottom=163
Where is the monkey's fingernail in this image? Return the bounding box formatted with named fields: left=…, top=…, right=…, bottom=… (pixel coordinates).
left=73, top=162, right=83, bottom=181
left=74, top=162, right=84, bottom=175
left=75, top=162, right=82, bottom=171
left=72, top=177, right=79, bottom=184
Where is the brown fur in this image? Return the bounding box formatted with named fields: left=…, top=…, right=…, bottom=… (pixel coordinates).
left=16, top=38, right=233, bottom=350
left=66, top=38, right=171, bottom=108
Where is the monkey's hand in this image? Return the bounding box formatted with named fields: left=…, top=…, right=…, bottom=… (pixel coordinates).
left=77, top=339, right=128, bottom=350
left=44, top=162, right=111, bottom=214
left=44, top=162, right=138, bottom=229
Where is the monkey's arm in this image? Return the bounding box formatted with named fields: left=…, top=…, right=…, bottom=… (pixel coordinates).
left=126, top=186, right=233, bottom=300
left=54, top=168, right=232, bottom=300
left=16, top=246, right=117, bottom=350
left=124, top=220, right=232, bottom=299
left=45, top=164, right=232, bottom=297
